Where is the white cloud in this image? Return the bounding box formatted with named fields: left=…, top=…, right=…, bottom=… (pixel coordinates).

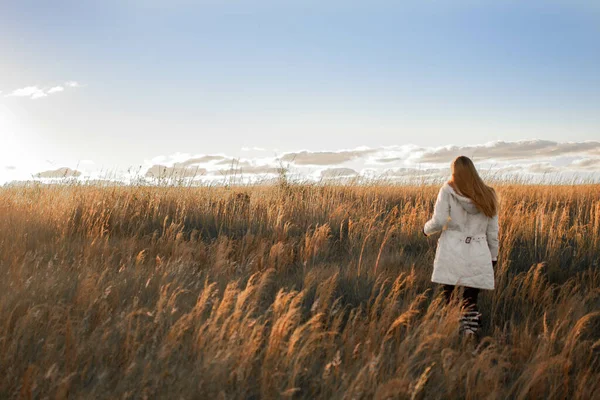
left=5, top=81, right=83, bottom=100
left=147, top=153, right=229, bottom=167
left=47, top=86, right=64, bottom=94
left=279, top=148, right=378, bottom=165
left=180, top=155, right=227, bottom=165
left=373, top=157, right=404, bottom=164
left=214, top=158, right=247, bottom=166
left=8, top=86, right=48, bottom=99
left=567, top=158, right=600, bottom=170
left=526, top=162, right=561, bottom=174
left=34, top=167, right=82, bottom=179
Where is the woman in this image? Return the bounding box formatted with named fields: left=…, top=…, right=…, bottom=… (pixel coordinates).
left=423, top=156, right=499, bottom=340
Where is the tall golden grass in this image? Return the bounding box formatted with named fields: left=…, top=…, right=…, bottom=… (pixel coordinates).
left=0, top=181, right=598, bottom=399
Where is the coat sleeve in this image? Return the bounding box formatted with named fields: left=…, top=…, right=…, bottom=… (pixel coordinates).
left=424, top=187, right=450, bottom=236
left=486, top=214, right=499, bottom=261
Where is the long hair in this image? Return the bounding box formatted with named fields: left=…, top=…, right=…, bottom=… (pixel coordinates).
left=448, top=156, right=498, bottom=217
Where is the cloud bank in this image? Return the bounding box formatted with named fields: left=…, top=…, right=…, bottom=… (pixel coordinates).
left=132, top=140, right=599, bottom=184
left=418, top=140, right=600, bottom=163
left=14, top=139, right=600, bottom=186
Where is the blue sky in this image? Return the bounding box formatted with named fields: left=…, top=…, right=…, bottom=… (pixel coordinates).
left=1, top=0, right=599, bottom=182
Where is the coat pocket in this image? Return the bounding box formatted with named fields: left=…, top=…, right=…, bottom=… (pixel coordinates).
left=438, top=234, right=465, bottom=263
left=473, top=241, right=490, bottom=256
left=470, top=242, right=492, bottom=267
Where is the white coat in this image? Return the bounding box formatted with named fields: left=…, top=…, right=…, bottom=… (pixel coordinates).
left=423, top=182, right=499, bottom=290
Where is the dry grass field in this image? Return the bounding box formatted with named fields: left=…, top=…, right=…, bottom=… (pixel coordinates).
left=0, top=181, right=599, bottom=399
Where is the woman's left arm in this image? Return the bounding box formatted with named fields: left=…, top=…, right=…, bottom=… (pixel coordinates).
left=486, top=214, right=499, bottom=261
left=424, top=187, right=450, bottom=236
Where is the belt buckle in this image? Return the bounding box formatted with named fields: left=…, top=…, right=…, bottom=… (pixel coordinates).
left=465, top=236, right=472, bottom=243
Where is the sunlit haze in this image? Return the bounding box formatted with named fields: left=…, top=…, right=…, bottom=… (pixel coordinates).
left=1, top=0, right=599, bottom=184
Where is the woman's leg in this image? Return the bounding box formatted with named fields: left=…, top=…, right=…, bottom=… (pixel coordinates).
left=441, top=284, right=455, bottom=304
left=463, top=286, right=480, bottom=310
left=460, top=286, right=481, bottom=337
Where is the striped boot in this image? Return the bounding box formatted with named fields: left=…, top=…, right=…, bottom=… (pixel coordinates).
left=459, top=308, right=481, bottom=340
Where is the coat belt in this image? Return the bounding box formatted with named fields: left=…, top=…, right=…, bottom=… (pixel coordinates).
left=445, top=231, right=486, bottom=243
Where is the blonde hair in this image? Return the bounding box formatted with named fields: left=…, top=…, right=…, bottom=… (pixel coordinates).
left=448, top=156, right=498, bottom=217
